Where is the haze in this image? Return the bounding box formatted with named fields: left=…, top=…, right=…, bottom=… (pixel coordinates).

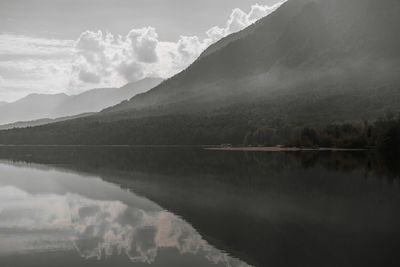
left=0, top=0, right=282, bottom=102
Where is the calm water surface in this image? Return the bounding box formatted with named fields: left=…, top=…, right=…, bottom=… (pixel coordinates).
left=0, top=147, right=399, bottom=267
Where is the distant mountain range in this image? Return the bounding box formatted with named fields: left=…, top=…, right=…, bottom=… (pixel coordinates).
left=0, top=113, right=94, bottom=131
left=0, top=0, right=399, bottom=145
left=0, top=77, right=162, bottom=126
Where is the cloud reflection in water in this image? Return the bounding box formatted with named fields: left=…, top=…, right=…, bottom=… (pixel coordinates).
left=0, top=162, right=249, bottom=266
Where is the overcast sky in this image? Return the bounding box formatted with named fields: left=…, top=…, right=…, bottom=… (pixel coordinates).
left=0, top=0, right=283, bottom=102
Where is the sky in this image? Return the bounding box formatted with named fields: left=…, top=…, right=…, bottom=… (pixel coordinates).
left=0, top=0, right=283, bottom=102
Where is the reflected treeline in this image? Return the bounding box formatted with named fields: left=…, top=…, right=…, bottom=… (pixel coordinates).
left=0, top=146, right=400, bottom=180
left=0, top=146, right=398, bottom=182
left=289, top=151, right=400, bottom=182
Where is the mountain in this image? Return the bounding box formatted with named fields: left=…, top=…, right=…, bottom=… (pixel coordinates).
left=0, top=113, right=94, bottom=131
left=54, top=77, right=163, bottom=118
left=106, top=0, right=400, bottom=117
left=0, top=93, right=70, bottom=125
left=0, top=0, right=399, bottom=145
left=0, top=77, right=162, bottom=125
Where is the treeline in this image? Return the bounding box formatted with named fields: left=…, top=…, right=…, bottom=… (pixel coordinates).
left=285, top=113, right=400, bottom=153
left=0, top=106, right=399, bottom=155
left=0, top=114, right=253, bottom=146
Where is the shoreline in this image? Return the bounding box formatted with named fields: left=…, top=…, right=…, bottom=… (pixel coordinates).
left=0, top=145, right=368, bottom=152
left=204, top=147, right=368, bottom=152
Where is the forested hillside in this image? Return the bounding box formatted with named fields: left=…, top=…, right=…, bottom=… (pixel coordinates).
left=0, top=0, right=399, bottom=145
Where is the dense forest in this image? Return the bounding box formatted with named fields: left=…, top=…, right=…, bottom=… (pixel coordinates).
left=0, top=111, right=399, bottom=158
left=284, top=113, right=400, bottom=154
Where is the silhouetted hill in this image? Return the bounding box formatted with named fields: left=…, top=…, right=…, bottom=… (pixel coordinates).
left=0, top=77, right=162, bottom=125
left=0, top=93, right=70, bottom=125
left=55, top=77, right=163, bottom=118
left=0, top=0, right=399, bottom=145
left=0, top=113, right=94, bottom=131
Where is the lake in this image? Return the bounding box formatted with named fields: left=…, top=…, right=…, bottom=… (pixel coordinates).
left=0, top=147, right=399, bottom=267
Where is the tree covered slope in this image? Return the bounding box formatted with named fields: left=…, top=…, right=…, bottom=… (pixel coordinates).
left=0, top=0, right=399, bottom=145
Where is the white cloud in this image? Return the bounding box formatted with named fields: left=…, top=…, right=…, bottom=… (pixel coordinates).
left=75, top=30, right=107, bottom=54
left=226, top=8, right=250, bottom=34
left=0, top=184, right=249, bottom=266
left=127, top=27, right=159, bottom=63
left=206, top=1, right=284, bottom=38
left=0, top=34, right=74, bottom=101
left=205, top=26, right=225, bottom=42
left=0, top=34, right=74, bottom=57
left=70, top=27, right=204, bottom=91
left=248, top=3, right=283, bottom=22
left=70, top=2, right=284, bottom=90
left=0, top=2, right=285, bottom=101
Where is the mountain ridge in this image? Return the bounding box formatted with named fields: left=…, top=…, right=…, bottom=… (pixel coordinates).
left=0, top=0, right=399, bottom=145
left=0, top=77, right=163, bottom=125
left=0, top=113, right=94, bottom=131
left=105, top=0, right=400, bottom=117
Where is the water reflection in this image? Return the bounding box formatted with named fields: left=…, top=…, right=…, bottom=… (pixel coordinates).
left=0, top=147, right=399, bottom=267
left=0, top=161, right=248, bottom=266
